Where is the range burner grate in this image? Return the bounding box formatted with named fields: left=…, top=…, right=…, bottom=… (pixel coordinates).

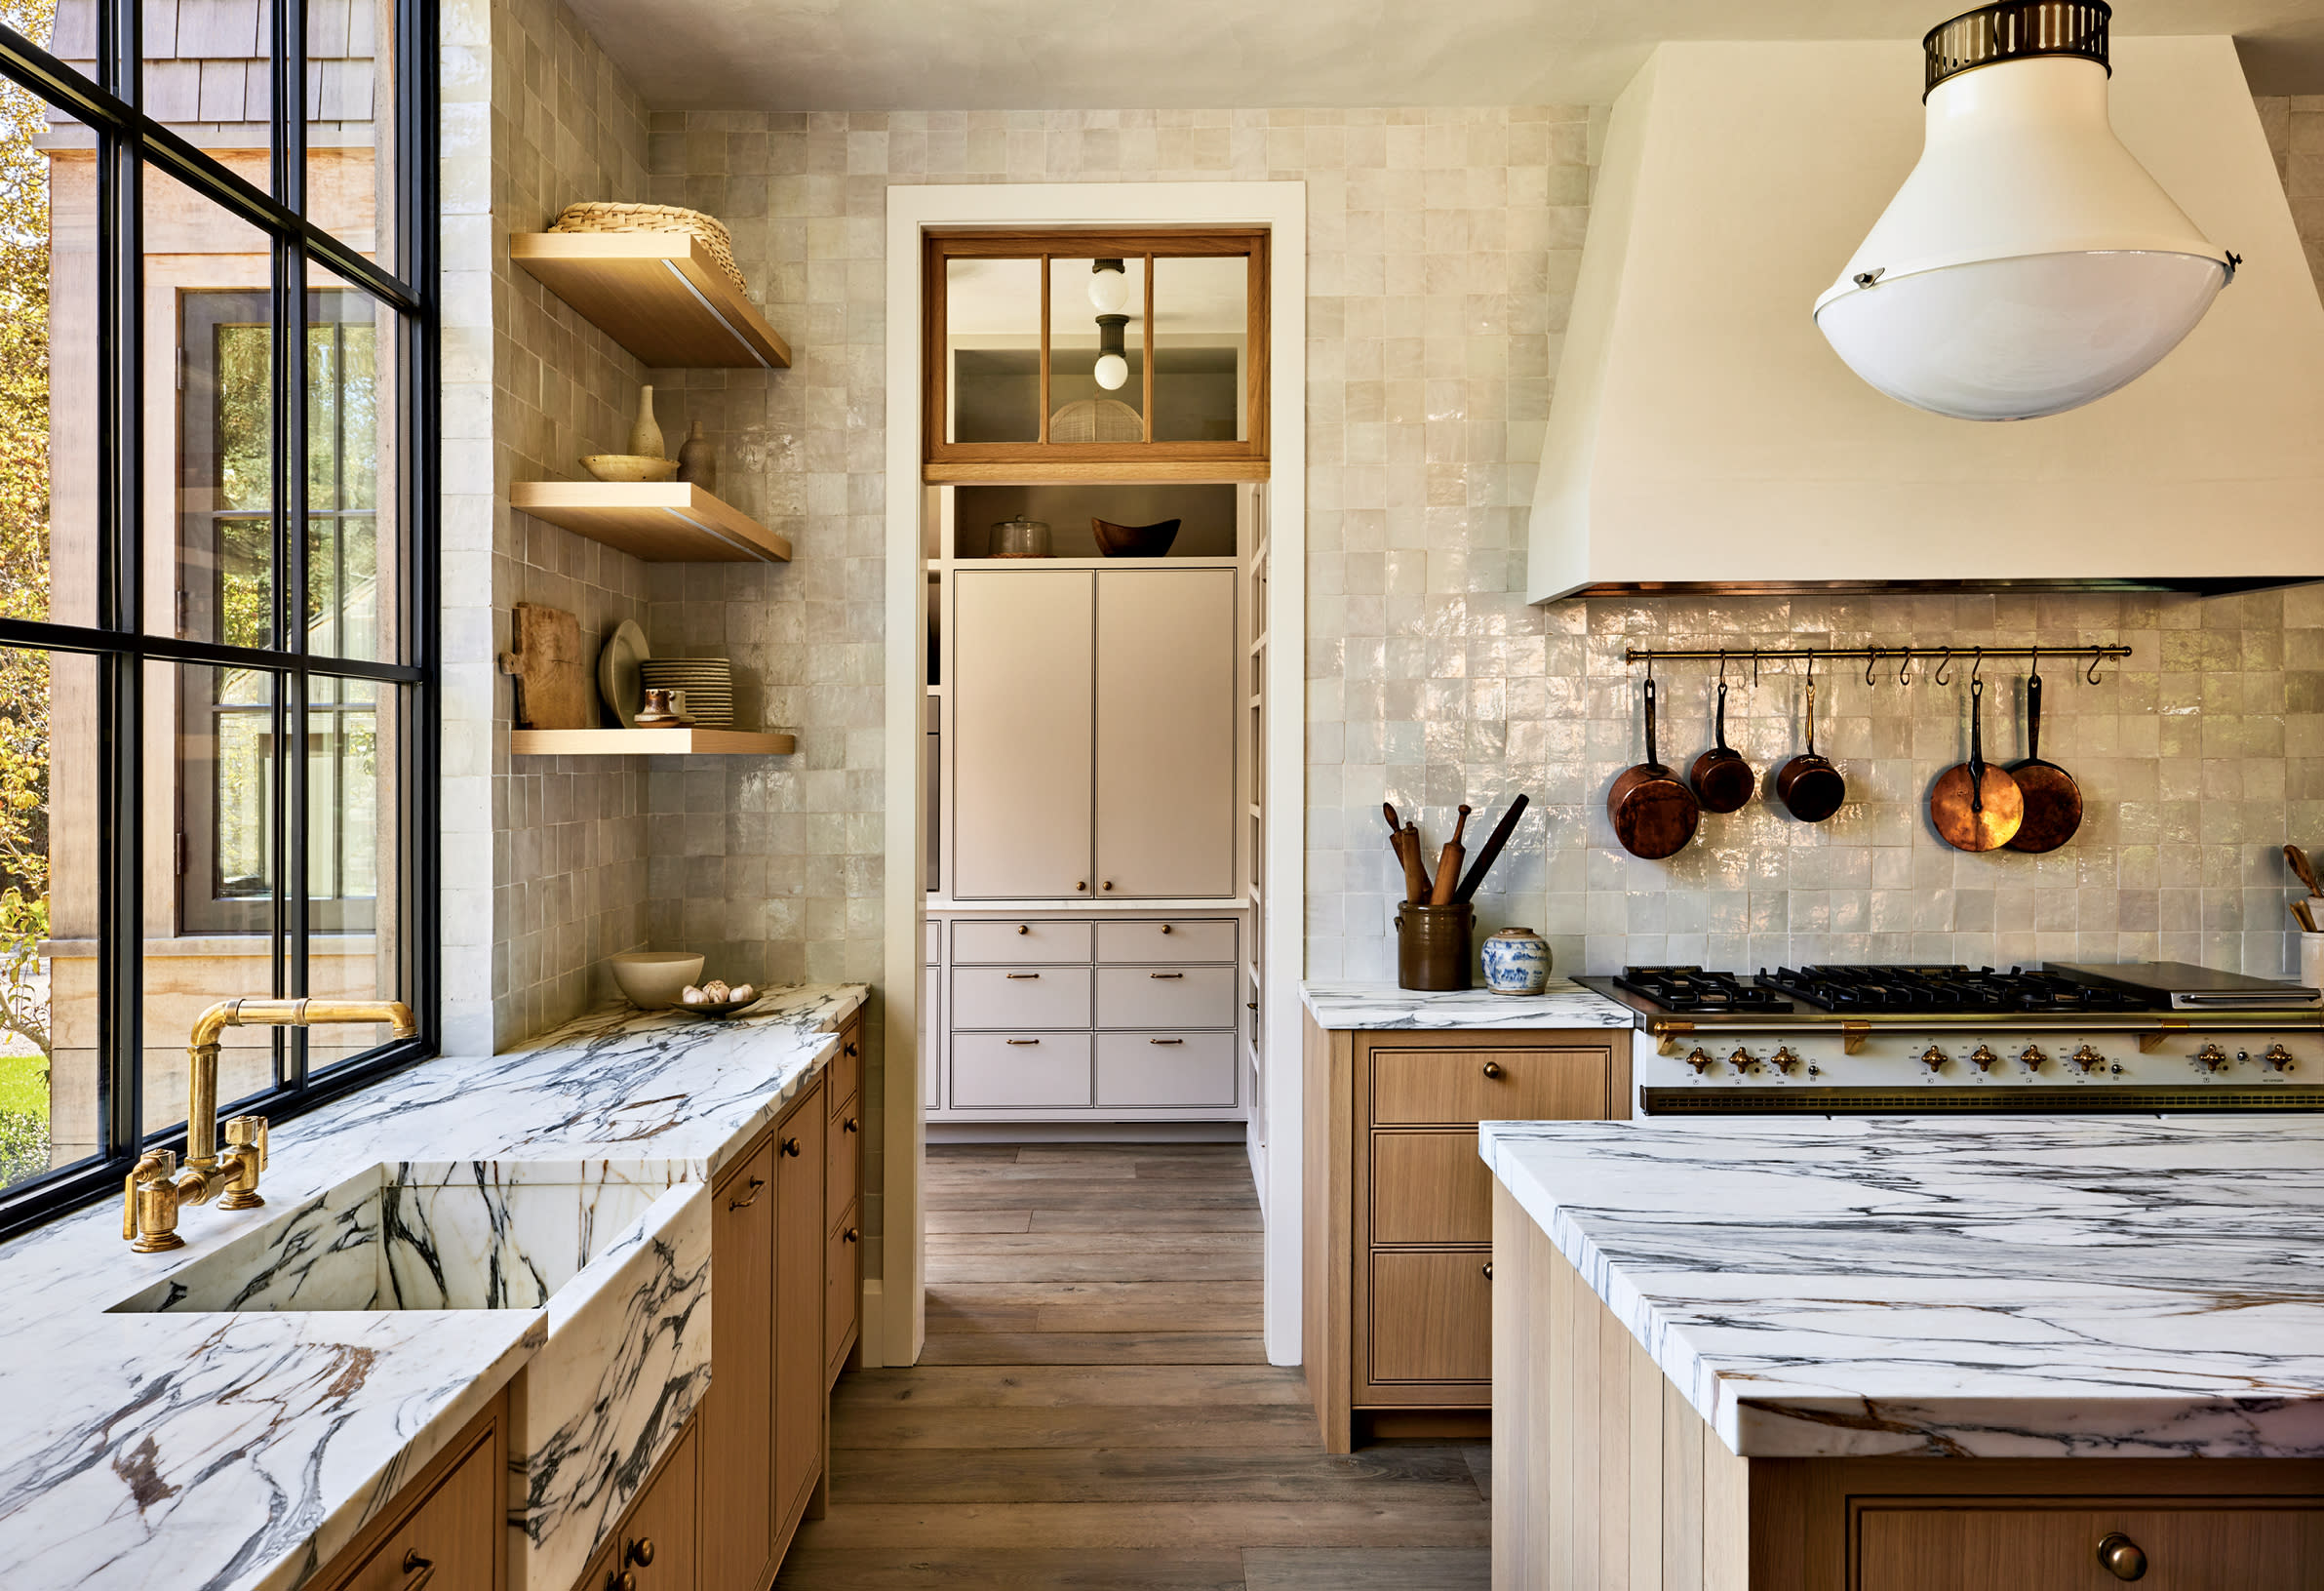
left=1754, top=965, right=2161, bottom=1015
left=1613, top=966, right=1793, bottom=1014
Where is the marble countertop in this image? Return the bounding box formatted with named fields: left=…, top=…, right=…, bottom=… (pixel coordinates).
left=1301, top=978, right=1634, bottom=1029
left=1480, top=1116, right=2324, bottom=1461
left=0, top=982, right=868, bottom=1591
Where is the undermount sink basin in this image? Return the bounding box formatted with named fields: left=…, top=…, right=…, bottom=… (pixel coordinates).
left=109, top=1159, right=684, bottom=1314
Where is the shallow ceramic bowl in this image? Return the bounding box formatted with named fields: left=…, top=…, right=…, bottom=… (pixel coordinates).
left=1091, top=516, right=1181, bottom=557
left=670, top=993, right=758, bottom=1020
left=582, top=454, right=679, bottom=483
left=609, top=950, right=705, bottom=1010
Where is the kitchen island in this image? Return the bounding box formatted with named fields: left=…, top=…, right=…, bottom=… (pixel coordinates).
left=1482, top=1116, right=2324, bottom=1589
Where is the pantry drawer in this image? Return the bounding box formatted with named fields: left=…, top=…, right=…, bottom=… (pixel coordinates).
left=952, top=966, right=1092, bottom=1029
left=953, top=919, right=1093, bottom=964
left=951, top=1032, right=1092, bottom=1108
left=1370, top=1130, right=1492, bottom=1246
left=1368, top=1044, right=1614, bottom=1126
left=1094, top=1031, right=1237, bottom=1108
left=1856, top=1502, right=2324, bottom=1591
left=1095, top=965, right=1236, bottom=1029
left=1094, top=920, right=1236, bottom=965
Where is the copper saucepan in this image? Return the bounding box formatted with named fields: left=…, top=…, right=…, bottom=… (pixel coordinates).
left=2005, top=654, right=2081, bottom=854
left=1775, top=666, right=1846, bottom=823
left=1688, top=671, right=1755, bottom=815
left=1608, top=674, right=1700, bottom=860
left=1930, top=671, right=2024, bottom=853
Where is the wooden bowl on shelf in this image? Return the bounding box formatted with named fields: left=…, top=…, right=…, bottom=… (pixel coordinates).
left=1091, top=517, right=1181, bottom=558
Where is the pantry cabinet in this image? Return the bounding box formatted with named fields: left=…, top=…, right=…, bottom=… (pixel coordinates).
left=307, top=1390, right=506, bottom=1591
left=951, top=567, right=1236, bottom=902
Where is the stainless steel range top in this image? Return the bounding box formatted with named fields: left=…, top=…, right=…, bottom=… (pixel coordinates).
left=1580, top=964, right=2324, bottom=1116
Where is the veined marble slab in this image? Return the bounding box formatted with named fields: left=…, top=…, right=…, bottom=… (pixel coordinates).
left=1480, top=1116, right=2324, bottom=1461
left=0, top=982, right=865, bottom=1591
left=1301, top=978, right=1634, bottom=1029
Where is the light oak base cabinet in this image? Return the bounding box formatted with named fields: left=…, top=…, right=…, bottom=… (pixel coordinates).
left=306, top=1391, right=507, bottom=1591
left=1490, top=1182, right=2324, bottom=1591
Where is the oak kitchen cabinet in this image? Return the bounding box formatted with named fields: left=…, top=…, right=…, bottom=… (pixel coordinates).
left=577, top=1418, right=698, bottom=1591
left=306, top=1390, right=507, bottom=1591
left=952, top=566, right=1236, bottom=902
left=1302, top=1015, right=1627, bottom=1453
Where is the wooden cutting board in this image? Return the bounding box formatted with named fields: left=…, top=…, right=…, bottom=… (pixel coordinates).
left=498, top=603, right=590, bottom=730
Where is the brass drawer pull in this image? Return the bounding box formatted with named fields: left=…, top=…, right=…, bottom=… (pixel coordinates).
left=2097, top=1532, right=2147, bottom=1581
left=844, top=1041, right=859, bottom=1057
left=726, top=1176, right=766, bottom=1211
left=781, top=1136, right=802, bottom=1157
left=1016, top=923, right=1030, bottom=935
left=1160, top=924, right=1173, bottom=935
left=402, top=1550, right=436, bottom=1591
left=1006, top=973, right=1042, bottom=980
left=1150, top=1037, right=1185, bottom=1046
left=1481, top=1060, right=1505, bottom=1079
left=1102, top=880, right=1115, bottom=891
left=844, top=1116, right=860, bottom=1133
left=845, top=1226, right=860, bottom=1243
left=608, top=1573, right=635, bottom=1591
left=626, top=1538, right=656, bottom=1569
left=1150, top=972, right=1186, bottom=980
left=1481, top=1262, right=1493, bottom=1281
left=1006, top=1038, right=1041, bottom=1046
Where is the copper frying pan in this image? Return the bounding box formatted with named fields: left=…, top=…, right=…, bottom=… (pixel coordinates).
left=1930, top=672, right=2024, bottom=852
left=1607, top=675, right=1700, bottom=860
left=1775, top=666, right=1846, bottom=823
left=1688, top=672, right=1755, bottom=815
left=2005, top=655, right=2082, bottom=854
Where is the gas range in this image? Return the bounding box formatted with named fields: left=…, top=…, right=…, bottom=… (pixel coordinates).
left=1581, top=964, right=2324, bottom=1117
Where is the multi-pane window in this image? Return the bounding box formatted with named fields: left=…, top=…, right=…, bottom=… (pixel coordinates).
left=0, top=0, right=435, bottom=1233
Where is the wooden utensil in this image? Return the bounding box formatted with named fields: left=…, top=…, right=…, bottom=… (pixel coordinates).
left=497, top=602, right=590, bottom=729
left=1430, top=805, right=1472, bottom=904
left=1688, top=675, right=1755, bottom=814
left=1607, top=675, right=1700, bottom=860
left=1930, top=674, right=2025, bottom=852
left=1454, top=794, right=1529, bottom=902
left=2005, top=657, right=2082, bottom=853
left=2294, top=898, right=2319, bottom=934
left=1775, top=668, right=1846, bottom=824
left=1403, top=822, right=1434, bottom=902
left=2287, top=844, right=2322, bottom=897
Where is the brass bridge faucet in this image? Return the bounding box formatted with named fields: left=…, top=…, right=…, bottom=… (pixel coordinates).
left=124, top=998, right=418, bottom=1253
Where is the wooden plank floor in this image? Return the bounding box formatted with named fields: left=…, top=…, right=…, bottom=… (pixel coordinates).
left=778, top=1142, right=1491, bottom=1589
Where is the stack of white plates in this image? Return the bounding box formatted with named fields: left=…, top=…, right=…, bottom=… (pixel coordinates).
left=638, top=657, right=735, bottom=728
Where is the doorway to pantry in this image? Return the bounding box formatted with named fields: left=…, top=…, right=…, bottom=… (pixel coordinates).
left=881, top=184, right=1306, bottom=1379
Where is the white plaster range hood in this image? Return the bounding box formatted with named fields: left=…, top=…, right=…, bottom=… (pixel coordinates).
left=1527, top=38, right=2324, bottom=600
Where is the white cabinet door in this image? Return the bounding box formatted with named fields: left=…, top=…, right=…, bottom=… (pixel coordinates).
left=1093, top=569, right=1237, bottom=899
left=952, top=570, right=1093, bottom=898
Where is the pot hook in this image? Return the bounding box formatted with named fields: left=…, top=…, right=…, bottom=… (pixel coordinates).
left=1898, top=650, right=1913, bottom=688
left=2086, top=648, right=2106, bottom=685
left=1803, top=653, right=1817, bottom=757
left=1933, top=648, right=1955, bottom=688
left=1865, top=649, right=1880, bottom=689
left=1970, top=646, right=1985, bottom=685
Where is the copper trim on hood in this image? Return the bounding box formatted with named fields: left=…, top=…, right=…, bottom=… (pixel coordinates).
left=1560, top=576, right=2309, bottom=598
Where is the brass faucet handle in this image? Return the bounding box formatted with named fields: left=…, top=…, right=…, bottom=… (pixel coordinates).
left=123, top=1149, right=176, bottom=1241
left=125, top=1150, right=186, bottom=1252
left=218, top=1115, right=269, bottom=1211
left=225, top=1114, right=269, bottom=1171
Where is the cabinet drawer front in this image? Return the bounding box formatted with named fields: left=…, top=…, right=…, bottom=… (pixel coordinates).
left=1370, top=1131, right=1492, bottom=1246
left=954, top=919, right=1093, bottom=965
left=1369, top=1045, right=1612, bottom=1126
left=1857, top=1503, right=2324, bottom=1591
left=826, top=1198, right=862, bottom=1382
left=1094, top=1031, right=1237, bottom=1107
left=925, top=918, right=941, bottom=965
left=827, top=1097, right=862, bottom=1225
left=1095, top=965, right=1236, bottom=1029
left=952, top=1032, right=1093, bottom=1108
left=1095, top=919, right=1236, bottom=965
left=1366, top=1250, right=1491, bottom=1384
left=340, top=1426, right=498, bottom=1591
left=952, top=966, right=1093, bottom=1029
left=828, top=1021, right=863, bottom=1112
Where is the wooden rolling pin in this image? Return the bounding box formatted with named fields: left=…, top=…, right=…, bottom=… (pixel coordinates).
left=1429, top=806, right=1471, bottom=904
left=1403, top=822, right=1433, bottom=903
left=1454, top=794, right=1529, bottom=903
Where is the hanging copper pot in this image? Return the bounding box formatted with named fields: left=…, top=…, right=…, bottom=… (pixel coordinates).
left=1774, top=664, right=1846, bottom=823
left=1930, top=670, right=2025, bottom=852
left=1688, top=668, right=1755, bottom=815
left=1608, top=674, right=1700, bottom=860
left=2005, top=653, right=2082, bottom=854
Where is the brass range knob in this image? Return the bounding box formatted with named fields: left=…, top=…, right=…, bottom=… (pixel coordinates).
left=1918, top=1045, right=1948, bottom=1073
left=2018, top=1044, right=2048, bottom=1074
left=1967, top=1044, right=1999, bottom=1072
left=1685, top=1047, right=1716, bottom=1075
left=2069, top=1044, right=2107, bottom=1075
left=1728, top=1048, right=1759, bottom=1074
left=2264, top=1043, right=2296, bottom=1073
left=1766, top=1047, right=1800, bottom=1075
left=2193, top=1043, right=2229, bottom=1073
left=2096, top=1531, right=2147, bottom=1581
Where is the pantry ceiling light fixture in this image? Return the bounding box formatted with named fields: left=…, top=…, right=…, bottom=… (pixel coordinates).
left=1092, top=312, right=1131, bottom=391
left=1088, top=258, right=1130, bottom=313
left=1813, top=0, right=2238, bottom=422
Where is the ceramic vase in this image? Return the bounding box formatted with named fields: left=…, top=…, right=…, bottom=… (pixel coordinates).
left=676, top=420, right=718, bottom=491
left=1480, top=927, right=1552, bottom=996
left=629, top=384, right=665, bottom=459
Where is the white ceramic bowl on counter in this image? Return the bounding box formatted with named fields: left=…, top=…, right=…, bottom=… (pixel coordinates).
left=610, top=950, right=706, bottom=1010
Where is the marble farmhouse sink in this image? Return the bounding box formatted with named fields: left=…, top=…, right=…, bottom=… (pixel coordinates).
left=111, top=1157, right=713, bottom=1590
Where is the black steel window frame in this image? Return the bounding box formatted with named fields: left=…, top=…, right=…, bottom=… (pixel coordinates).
left=0, top=0, right=440, bottom=1243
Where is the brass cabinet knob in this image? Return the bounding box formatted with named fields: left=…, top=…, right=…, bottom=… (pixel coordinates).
left=1160, top=923, right=1173, bottom=935
left=608, top=1573, right=636, bottom=1591
left=1480, top=1262, right=1492, bottom=1281
left=845, top=1227, right=860, bottom=1243
left=401, top=1549, right=436, bottom=1590
left=844, top=1117, right=860, bottom=1133
left=1102, top=880, right=1115, bottom=892
left=625, top=1537, right=655, bottom=1569
left=2096, top=1531, right=2147, bottom=1581
left=1076, top=881, right=1088, bottom=892
left=1016, top=923, right=1030, bottom=935
left=781, top=1136, right=802, bottom=1157
left=1480, top=1060, right=1504, bottom=1079
left=845, top=1041, right=860, bottom=1057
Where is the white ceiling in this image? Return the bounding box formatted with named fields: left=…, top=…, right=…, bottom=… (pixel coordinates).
left=567, top=0, right=2324, bottom=111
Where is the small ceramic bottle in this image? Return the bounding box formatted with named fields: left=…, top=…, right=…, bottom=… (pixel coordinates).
left=629, top=384, right=665, bottom=459
left=1480, top=927, right=1553, bottom=996
left=676, top=420, right=718, bottom=491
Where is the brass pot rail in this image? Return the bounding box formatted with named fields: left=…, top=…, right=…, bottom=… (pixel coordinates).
left=1623, top=644, right=2132, bottom=687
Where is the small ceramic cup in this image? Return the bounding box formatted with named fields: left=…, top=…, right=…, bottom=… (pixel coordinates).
left=1480, top=927, right=1552, bottom=996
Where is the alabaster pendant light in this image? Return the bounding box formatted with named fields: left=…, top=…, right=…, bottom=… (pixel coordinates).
left=1813, top=1, right=2237, bottom=421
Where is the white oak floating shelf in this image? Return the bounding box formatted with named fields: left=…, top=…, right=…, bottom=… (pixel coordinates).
left=510, top=728, right=798, bottom=756
left=509, top=232, right=792, bottom=369
left=510, top=481, right=792, bottom=564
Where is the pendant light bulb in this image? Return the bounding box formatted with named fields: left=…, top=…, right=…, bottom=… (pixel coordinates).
left=1088, top=259, right=1130, bottom=314
left=1093, top=354, right=1129, bottom=391
left=1092, top=312, right=1130, bottom=391
left=1813, top=1, right=2235, bottom=421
